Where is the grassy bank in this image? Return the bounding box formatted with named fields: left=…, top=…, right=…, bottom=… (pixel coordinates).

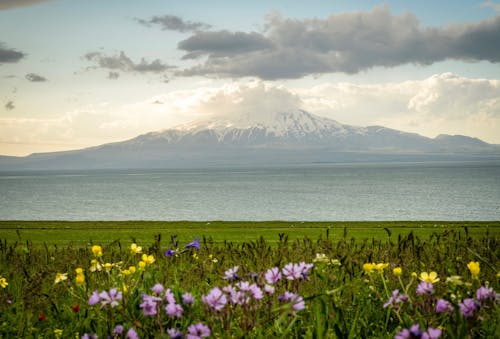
left=0, top=220, right=499, bottom=246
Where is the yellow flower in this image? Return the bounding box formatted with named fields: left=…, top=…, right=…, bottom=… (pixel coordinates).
left=0, top=276, right=8, bottom=288
left=393, top=267, right=403, bottom=276
left=75, top=273, right=85, bottom=285
left=446, top=275, right=464, bottom=286
left=363, top=263, right=375, bottom=274
left=90, top=259, right=102, bottom=272
left=91, top=245, right=103, bottom=257
left=420, top=271, right=440, bottom=283
left=467, top=261, right=480, bottom=279
left=313, top=253, right=330, bottom=264
left=75, top=267, right=84, bottom=275
left=103, top=263, right=113, bottom=272
left=411, top=272, right=418, bottom=278
left=141, top=254, right=155, bottom=265
left=54, top=329, right=63, bottom=339
left=209, top=254, right=218, bottom=263
left=192, top=253, right=199, bottom=260
left=497, top=271, right=500, bottom=278
left=130, top=243, right=142, bottom=254
left=54, top=272, right=68, bottom=284
left=138, top=261, right=146, bottom=269
left=363, top=262, right=388, bottom=274
left=374, top=263, right=389, bottom=272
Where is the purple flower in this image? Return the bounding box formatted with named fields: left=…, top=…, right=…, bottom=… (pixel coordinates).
left=165, top=249, right=175, bottom=257
left=460, top=298, right=479, bottom=318
left=395, top=324, right=423, bottom=339
left=168, top=328, right=183, bottom=339
left=81, top=334, right=97, bottom=339
left=99, top=288, right=122, bottom=308
left=187, top=322, right=210, bottom=339
left=165, top=302, right=183, bottom=318
left=436, top=299, right=453, bottom=314
left=140, top=294, right=161, bottom=316
left=249, top=283, right=263, bottom=300
left=113, top=325, right=124, bottom=335
left=298, top=262, right=314, bottom=279
left=383, top=289, right=408, bottom=310
left=126, top=328, right=139, bottom=339
left=152, top=283, right=164, bottom=295
left=223, top=266, right=239, bottom=281
left=182, top=292, right=194, bottom=306
left=264, top=284, right=275, bottom=294
left=265, top=267, right=282, bottom=284
left=282, top=263, right=302, bottom=280
left=279, top=291, right=305, bottom=311
left=476, top=286, right=496, bottom=302
left=422, top=327, right=442, bottom=339
left=416, top=282, right=434, bottom=295
left=165, top=288, right=176, bottom=304
left=202, top=287, right=227, bottom=311
left=185, top=238, right=200, bottom=250
left=88, top=290, right=100, bottom=306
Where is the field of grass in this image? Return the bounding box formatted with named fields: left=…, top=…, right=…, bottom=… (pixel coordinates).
left=0, top=221, right=499, bottom=338
left=1, top=220, right=499, bottom=246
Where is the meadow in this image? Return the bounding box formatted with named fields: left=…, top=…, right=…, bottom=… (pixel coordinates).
left=0, top=221, right=499, bottom=338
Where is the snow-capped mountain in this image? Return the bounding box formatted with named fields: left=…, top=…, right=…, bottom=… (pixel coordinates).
left=1, top=110, right=499, bottom=170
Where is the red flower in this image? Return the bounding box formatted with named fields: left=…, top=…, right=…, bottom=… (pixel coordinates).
left=70, top=304, right=80, bottom=313
left=38, top=313, right=46, bottom=321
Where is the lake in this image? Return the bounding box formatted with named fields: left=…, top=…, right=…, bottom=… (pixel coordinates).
left=0, top=161, right=499, bottom=221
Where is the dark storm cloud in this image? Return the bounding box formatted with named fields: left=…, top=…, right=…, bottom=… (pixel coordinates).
left=0, top=43, right=25, bottom=63
left=176, top=6, right=500, bottom=80
left=137, top=15, right=211, bottom=33
left=108, top=71, right=120, bottom=79
left=84, top=51, right=173, bottom=73
left=4, top=100, right=14, bottom=110
left=25, top=73, right=47, bottom=82
left=0, top=0, right=53, bottom=10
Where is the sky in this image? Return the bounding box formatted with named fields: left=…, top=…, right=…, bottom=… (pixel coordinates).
left=1, top=0, right=500, bottom=156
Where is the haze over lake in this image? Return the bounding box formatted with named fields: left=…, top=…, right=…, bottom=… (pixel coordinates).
left=1, top=161, right=499, bottom=221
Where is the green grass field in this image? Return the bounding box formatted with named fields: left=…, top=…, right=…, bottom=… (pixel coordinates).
left=1, top=220, right=499, bottom=246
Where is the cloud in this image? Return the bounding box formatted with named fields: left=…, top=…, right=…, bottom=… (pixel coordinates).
left=0, top=43, right=25, bottom=63
left=0, top=0, right=53, bottom=10
left=481, top=1, right=500, bottom=12
left=25, top=73, right=47, bottom=82
left=108, top=71, right=120, bottom=80
left=84, top=51, right=172, bottom=74
left=177, top=6, right=500, bottom=79
left=137, top=15, right=211, bottom=33
left=4, top=101, right=14, bottom=110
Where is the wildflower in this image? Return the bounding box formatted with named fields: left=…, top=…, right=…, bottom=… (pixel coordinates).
left=192, top=252, right=199, bottom=260
left=182, top=292, right=194, bottom=306
left=165, top=302, right=183, bottom=318
left=395, top=324, right=423, bottom=339
left=138, top=261, right=146, bottom=269
left=152, top=283, right=164, bottom=295
left=282, top=263, right=302, bottom=280
left=423, top=327, right=442, bottom=339
left=223, top=266, right=240, bottom=281
left=249, top=283, right=263, bottom=299
left=476, top=286, right=497, bottom=302
left=54, top=329, right=63, bottom=339
left=374, top=263, right=389, bottom=272
left=103, top=263, right=113, bottom=272
left=393, top=267, right=403, bottom=276
left=202, top=287, right=227, bottom=311
left=54, top=272, right=68, bottom=284
left=99, top=288, right=123, bottom=308
left=168, top=328, right=183, bottom=339
left=383, top=289, right=408, bottom=310
left=467, top=261, right=480, bottom=279
left=75, top=271, right=85, bottom=286
left=497, top=271, right=500, bottom=278
left=279, top=291, right=305, bottom=311
left=140, top=294, right=161, bottom=316
left=416, top=282, right=434, bottom=295
left=165, top=249, right=176, bottom=257
left=126, top=328, right=139, bottom=339
left=38, top=313, right=46, bottom=321
left=265, top=267, right=282, bottom=284
left=459, top=298, right=479, bottom=318
left=436, top=299, right=454, bottom=314
left=298, top=262, right=314, bottom=279
left=141, top=254, right=155, bottom=265
left=187, top=322, right=211, bottom=338
left=165, top=288, right=176, bottom=304
left=420, top=271, right=440, bottom=283
left=91, top=245, right=102, bottom=257
left=113, top=325, right=124, bottom=336
left=264, top=284, right=275, bottom=294
left=445, top=275, right=463, bottom=286
left=82, top=334, right=97, bottom=339
left=130, top=243, right=142, bottom=254
left=209, top=254, right=218, bottom=263
left=185, top=238, right=201, bottom=250
left=90, top=259, right=102, bottom=272
left=70, top=304, right=80, bottom=313
left=88, top=291, right=100, bottom=305
left=313, top=253, right=330, bottom=264
left=0, top=276, right=8, bottom=288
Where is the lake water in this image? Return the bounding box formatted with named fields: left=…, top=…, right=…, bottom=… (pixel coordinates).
left=0, top=162, right=499, bottom=221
